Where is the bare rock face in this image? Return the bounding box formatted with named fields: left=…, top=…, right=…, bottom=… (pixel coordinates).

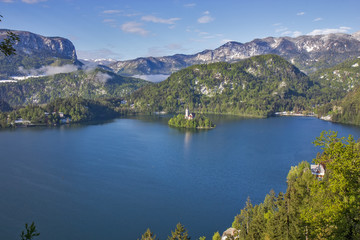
left=0, top=29, right=77, bottom=60
left=0, top=29, right=79, bottom=77
left=110, top=32, right=360, bottom=76
left=221, top=228, right=238, bottom=240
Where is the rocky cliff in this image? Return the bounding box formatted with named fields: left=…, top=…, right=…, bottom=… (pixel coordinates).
left=0, top=29, right=79, bottom=78
left=0, top=29, right=77, bottom=60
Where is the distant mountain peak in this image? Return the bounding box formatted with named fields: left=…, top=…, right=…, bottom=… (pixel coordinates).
left=0, top=29, right=79, bottom=78
left=109, top=31, right=360, bottom=76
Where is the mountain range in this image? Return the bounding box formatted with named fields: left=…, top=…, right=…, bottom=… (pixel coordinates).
left=110, top=31, right=360, bottom=76
left=2, top=28, right=360, bottom=125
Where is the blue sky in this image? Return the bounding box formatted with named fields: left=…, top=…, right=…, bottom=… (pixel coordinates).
left=1, top=0, right=360, bottom=60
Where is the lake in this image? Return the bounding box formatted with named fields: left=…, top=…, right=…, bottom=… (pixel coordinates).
left=1, top=116, right=360, bottom=240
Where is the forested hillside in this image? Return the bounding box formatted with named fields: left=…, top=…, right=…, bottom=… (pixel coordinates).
left=0, top=96, right=122, bottom=128
left=0, top=68, right=150, bottom=106
left=310, top=57, right=360, bottom=124
left=310, top=57, right=360, bottom=101
left=130, top=54, right=321, bottom=117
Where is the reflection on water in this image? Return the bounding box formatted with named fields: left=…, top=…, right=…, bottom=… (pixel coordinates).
left=184, top=131, right=192, bottom=151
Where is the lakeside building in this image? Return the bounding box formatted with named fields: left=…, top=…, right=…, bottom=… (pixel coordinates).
left=311, top=164, right=325, bottom=179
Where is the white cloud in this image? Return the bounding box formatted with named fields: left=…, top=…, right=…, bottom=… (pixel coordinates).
left=313, top=17, right=323, bottom=22
left=94, top=72, right=112, bottom=83
left=19, top=64, right=77, bottom=76
left=102, top=10, right=122, bottom=14
left=308, top=26, right=351, bottom=35
left=0, top=0, right=15, bottom=3
left=292, top=31, right=302, bottom=37
left=121, top=21, right=149, bottom=36
left=198, top=11, right=214, bottom=24
left=281, top=31, right=292, bottom=36
left=297, top=12, right=305, bottom=16
left=184, top=3, right=196, bottom=8
left=280, top=30, right=302, bottom=38
left=21, top=0, right=47, bottom=3
left=276, top=27, right=288, bottom=33
left=141, top=15, right=181, bottom=25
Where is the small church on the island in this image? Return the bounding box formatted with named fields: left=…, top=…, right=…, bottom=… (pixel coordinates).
left=184, top=108, right=195, bottom=120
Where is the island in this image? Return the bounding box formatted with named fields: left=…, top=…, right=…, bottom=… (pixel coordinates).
left=168, top=108, right=216, bottom=129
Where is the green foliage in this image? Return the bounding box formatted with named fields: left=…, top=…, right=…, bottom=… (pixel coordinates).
left=310, top=57, right=360, bottom=98
left=0, top=99, right=12, bottom=112
left=138, top=228, right=157, bottom=240
left=168, top=114, right=215, bottom=129
left=311, top=57, right=360, bottom=122
left=0, top=15, right=19, bottom=56
left=231, top=131, right=360, bottom=240
left=0, top=68, right=149, bottom=106
left=329, top=85, right=360, bottom=125
left=307, top=130, right=360, bottom=239
left=212, top=232, right=221, bottom=240
left=130, top=55, right=321, bottom=117
left=20, top=222, right=40, bottom=240
left=0, top=96, right=121, bottom=128
left=168, top=223, right=190, bottom=240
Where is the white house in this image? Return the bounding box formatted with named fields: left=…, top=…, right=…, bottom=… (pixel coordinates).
left=311, top=164, right=325, bottom=179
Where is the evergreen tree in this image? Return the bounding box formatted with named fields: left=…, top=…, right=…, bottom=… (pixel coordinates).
left=0, top=15, right=19, bottom=56
left=168, top=223, right=190, bottom=240
left=138, top=228, right=157, bottom=240
left=20, top=222, right=40, bottom=240
left=212, top=232, right=221, bottom=240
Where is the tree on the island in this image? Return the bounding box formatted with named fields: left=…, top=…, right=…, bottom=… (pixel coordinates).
left=167, top=223, right=190, bottom=240
left=198, top=237, right=206, bottom=240
left=0, top=15, right=19, bottom=56
left=212, top=232, right=221, bottom=240
left=20, top=222, right=40, bottom=240
left=138, top=228, right=157, bottom=240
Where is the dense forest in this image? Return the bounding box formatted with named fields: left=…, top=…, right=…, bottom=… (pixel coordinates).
left=168, top=113, right=215, bottom=129
left=0, top=96, right=123, bottom=128
left=311, top=57, right=360, bottom=125
left=129, top=54, right=339, bottom=118
left=0, top=68, right=149, bottom=106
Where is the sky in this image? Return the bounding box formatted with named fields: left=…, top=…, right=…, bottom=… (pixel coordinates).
left=1, top=0, right=360, bottom=61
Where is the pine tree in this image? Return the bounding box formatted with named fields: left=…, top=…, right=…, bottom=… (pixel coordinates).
left=212, top=232, right=221, bottom=240
left=138, top=228, right=157, bottom=240
left=20, top=222, right=40, bottom=240
left=168, top=223, right=190, bottom=240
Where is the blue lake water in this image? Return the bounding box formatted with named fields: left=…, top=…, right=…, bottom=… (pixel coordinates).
left=1, top=116, right=360, bottom=240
